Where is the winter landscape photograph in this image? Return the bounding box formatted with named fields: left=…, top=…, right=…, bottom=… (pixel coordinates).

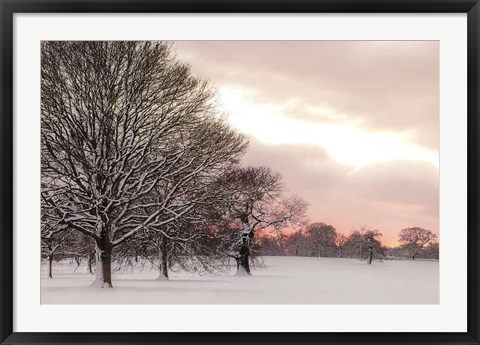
left=41, top=41, right=439, bottom=304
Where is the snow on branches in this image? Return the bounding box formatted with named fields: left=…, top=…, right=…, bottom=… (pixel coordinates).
left=41, top=41, right=247, bottom=287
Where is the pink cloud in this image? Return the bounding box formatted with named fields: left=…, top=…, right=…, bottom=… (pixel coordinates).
left=172, top=41, right=439, bottom=245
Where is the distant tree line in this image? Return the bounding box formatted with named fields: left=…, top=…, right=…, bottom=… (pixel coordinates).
left=258, top=224, right=439, bottom=262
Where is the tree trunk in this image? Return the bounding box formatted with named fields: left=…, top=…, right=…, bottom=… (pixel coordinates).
left=236, top=243, right=251, bottom=275
left=92, top=243, right=113, bottom=288
left=73, top=255, right=81, bottom=272
left=48, top=254, right=53, bottom=278
left=156, top=237, right=169, bottom=280
left=88, top=252, right=95, bottom=274
left=236, top=218, right=253, bottom=276
left=161, top=246, right=169, bottom=279
left=368, top=246, right=374, bottom=264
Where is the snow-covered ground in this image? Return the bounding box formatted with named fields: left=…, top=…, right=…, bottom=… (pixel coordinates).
left=41, top=256, right=438, bottom=304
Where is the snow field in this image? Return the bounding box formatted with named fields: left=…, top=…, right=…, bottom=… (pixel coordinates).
left=41, top=256, right=438, bottom=304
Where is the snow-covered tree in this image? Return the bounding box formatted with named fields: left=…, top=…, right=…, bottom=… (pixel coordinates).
left=41, top=224, right=70, bottom=278
left=342, top=231, right=363, bottom=258
left=306, top=222, right=338, bottom=257
left=219, top=167, right=308, bottom=275
left=360, top=228, right=385, bottom=264
left=41, top=41, right=246, bottom=288
left=66, top=231, right=97, bottom=274
left=398, top=227, right=437, bottom=261
left=343, top=228, right=385, bottom=263
left=284, top=230, right=309, bottom=257
left=128, top=218, right=229, bottom=280
left=422, top=241, right=439, bottom=260
left=141, top=121, right=248, bottom=279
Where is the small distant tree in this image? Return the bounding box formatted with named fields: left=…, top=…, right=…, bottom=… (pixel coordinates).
left=307, top=223, right=337, bottom=257
left=291, top=230, right=310, bottom=257
left=41, top=200, right=71, bottom=278
left=360, top=229, right=385, bottom=264
left=398, top=227, right=437, bottom=261
left=343, top=231, right=364, bottom=258
left=422, top=241, right=439, bottom=260
left=41, top=226, right=70, bottom=278
left=343, top=228, right=385, bottom=264
left=257, top=235, right=286, bottom=256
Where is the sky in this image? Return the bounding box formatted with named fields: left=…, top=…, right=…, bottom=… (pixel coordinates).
left=173, top=41, right=439, bottom=246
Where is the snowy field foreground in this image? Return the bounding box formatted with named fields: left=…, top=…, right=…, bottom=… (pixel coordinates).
left=41, top=257, right=438, bottom=304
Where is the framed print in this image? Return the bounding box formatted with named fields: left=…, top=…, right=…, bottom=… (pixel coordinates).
left=0, top=1, right=479, bottom=344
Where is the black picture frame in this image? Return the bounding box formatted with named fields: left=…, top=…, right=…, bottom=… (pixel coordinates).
left=1, top=1, right=479, bottom=344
